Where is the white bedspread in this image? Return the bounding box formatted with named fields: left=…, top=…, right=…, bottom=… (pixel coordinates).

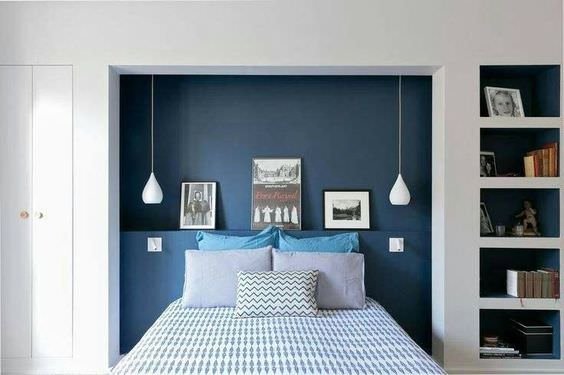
left=112, top=298, right=445, bottom=375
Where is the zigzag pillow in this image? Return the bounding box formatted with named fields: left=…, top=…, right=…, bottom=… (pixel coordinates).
left=235, top=270, right=319, bottom=318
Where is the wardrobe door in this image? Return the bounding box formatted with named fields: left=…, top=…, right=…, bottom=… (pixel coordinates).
left=0, top=66, right=33, bottom=358
left=31, top=66, right=73, bottom=357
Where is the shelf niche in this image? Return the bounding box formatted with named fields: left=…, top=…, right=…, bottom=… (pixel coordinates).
left=481, top=188, right=560, bottom=238
left=480, top=128, right=559, bottom=177
left=480, top=248, right=559, bottom=298
left=480, top=65, right=561, bottom=118
left=480, top=309, right=560, bottom=360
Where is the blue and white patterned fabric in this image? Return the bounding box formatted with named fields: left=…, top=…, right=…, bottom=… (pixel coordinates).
left=112, top=298, right=445, bottom=375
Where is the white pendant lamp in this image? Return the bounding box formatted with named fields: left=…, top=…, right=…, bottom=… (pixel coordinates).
left=389, top=76, right=411, bottom=206
left=142, top=76, right=163, bottom=204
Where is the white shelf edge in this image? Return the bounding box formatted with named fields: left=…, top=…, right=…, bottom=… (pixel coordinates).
left=480, top=297, right=561, bottom=310
left=480, top=117, right=562, bottom=129
left=479, top=237, right=561, bottom=248
left=480, top=177, right=561, bottom=189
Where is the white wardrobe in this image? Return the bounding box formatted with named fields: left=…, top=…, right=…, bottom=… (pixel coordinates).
left=1, top=66, right=73, bottom=364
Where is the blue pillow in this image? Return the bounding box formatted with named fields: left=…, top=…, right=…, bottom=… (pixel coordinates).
left=197, top=226, right=278, bottom=250
left=278, top=230, right=359, bottom=253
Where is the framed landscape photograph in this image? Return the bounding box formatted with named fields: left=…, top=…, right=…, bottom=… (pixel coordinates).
left=484, top=86, right=524, bottom=117
left=180, top=182, right=216, bottom=229
left=252, top=157, right=301, bottom=230
left=480, top=151, right=497, bottom=177
left=323, top=190, right=371, bottom=230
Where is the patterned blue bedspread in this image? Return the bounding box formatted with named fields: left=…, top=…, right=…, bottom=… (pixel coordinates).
left=112, top=298, right=445, bottom=375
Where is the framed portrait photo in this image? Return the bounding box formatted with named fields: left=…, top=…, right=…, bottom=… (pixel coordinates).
left=484, top=86, right=524, bottom=117
left=180, top=182, right=217, bottom=229
left=480, top=151, right=497, bottom=177
left=480, top=202, right=494, bottom=235
left=323, top=190, right=371, bottom=230
left=252, top=157, right=302, bottom=230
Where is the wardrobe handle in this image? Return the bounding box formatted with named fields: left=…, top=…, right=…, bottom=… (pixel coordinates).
left=35, top=212, right=44, bottom=219
left=20, top=211, right=29, bottom=219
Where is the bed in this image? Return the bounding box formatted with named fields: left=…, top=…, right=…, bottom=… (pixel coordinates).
left=112, top=297, right=444, bottom=375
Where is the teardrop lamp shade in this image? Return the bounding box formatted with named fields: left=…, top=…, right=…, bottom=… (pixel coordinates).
left=142, top=172, right=163, bottom=204
left=389, top=173, right=411, bottom=205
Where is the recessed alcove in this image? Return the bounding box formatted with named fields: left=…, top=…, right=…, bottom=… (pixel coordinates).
left=480, top=188, right=560, bottom=238
left=480, top=309, right=560, bottom=360
left=480, top=65, right=560, bottom=118
left=480, top=248, right=559, bottom=298
left=480, top=128, right=559, bottom=177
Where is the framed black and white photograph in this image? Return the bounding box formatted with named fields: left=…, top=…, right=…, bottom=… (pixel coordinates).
left=323, top=190, right=371, bottom=230
left=484, top=86, right=524, bottom=117
left=480, top=151, right=497, bottom=177
left=480, top=202, right=494, bottom=235
left=180, top=182, right=216, bottom=229
left=252, top=158, right=301, bottom=230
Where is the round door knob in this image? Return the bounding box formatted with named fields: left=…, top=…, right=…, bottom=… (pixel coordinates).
left=35, top=212, right=44, bottom=219
left=20, top=211, right=29, bottom=219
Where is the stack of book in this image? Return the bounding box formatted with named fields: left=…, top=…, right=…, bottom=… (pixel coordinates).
left=507, top=269, right=560, bottom=298
left=480, top=337, right=521, bottom=359
left=523, top=142, right=558, bottom=177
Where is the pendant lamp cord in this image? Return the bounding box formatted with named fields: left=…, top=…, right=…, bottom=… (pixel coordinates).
left=151, top=75, right=154, bottom=173
left=398, top=75, right=402, bottom=175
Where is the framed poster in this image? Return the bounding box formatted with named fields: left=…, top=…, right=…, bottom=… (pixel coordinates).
left=179, top=182, right=216, bottom=229
left=323, top=190, right=371, bottom=230
left=252, top=157, right=301, bottom=230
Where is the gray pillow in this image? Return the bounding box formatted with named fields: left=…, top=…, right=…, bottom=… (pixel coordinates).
left=182, top=246, right=272, bottom=308
left=272, top=249, right=365, bottom=309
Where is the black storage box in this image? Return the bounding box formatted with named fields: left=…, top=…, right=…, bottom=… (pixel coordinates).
left=510, top=318, right=553, bottom=357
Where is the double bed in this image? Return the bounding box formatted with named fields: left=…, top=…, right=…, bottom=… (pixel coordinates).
left=112, top=297, right=444, bottom=375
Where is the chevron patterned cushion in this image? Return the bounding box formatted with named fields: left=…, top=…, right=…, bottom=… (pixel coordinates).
left=235, top=270, right=319, bottom=318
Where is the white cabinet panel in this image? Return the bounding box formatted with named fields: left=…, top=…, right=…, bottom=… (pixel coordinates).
left=0, top=66, right=33, bottom=359
left=31, top=66, right=73, bottom=358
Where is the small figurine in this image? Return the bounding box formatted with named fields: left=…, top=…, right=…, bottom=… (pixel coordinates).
left=515, top=200, right=539, bottom=236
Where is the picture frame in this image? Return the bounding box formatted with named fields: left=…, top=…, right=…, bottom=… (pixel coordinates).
left=179, top=182, right=217, bottom=229
left=480, top=202, right=494, bottom=235
left=323, top=190, right=371, bottom=230
left=484, top=86, right=525, bottom=117
left=251, top=157, right=302, bottom=230
left=480, top=151, right=497, bottom=177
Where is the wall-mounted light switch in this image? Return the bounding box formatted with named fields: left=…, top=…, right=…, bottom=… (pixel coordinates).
left=389, top=238, right=404, bottom=252
left=148, top=237, right=162, bottom=252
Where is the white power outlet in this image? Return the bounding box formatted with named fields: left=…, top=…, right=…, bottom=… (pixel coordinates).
left=389, top=238, right=404, bottom=252
left=147, top=237, right=162, bottom=252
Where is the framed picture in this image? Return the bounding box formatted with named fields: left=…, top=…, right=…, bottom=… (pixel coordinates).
left=480, top=151, right=497, bottom=177
left=179, top=182, right=216, bottom=229
left=484, top=86, right=524, bottom=117
left=480, top=202, right=494, bottom=235
left=323, top=190, right=371, bottom=230
left=252, top=157, right=301, bottom=230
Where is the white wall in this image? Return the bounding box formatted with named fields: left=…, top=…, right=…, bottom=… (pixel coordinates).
left=0, top=1, right=561, bottom=373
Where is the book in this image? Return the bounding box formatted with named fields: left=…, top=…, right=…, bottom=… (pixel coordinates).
left=525, top=271, right=534, bottom=298
left=524, top=155, right=535, bottom=177
left=543, top=142, right=559, bottom=177
left=540, top=268, right=560, bottom=298
left=506, top=270, right=525, bottom=298
left=538, top=270, right=550, bottom=298
left=524, top=143, right=559, bottom=177
left=480, top=352, right=522, bottom=359
left=480, top=347, right=519, bottom=354
left=533, top=271, right=542, bottom=298
left=507, top=270, right=518, bottom=297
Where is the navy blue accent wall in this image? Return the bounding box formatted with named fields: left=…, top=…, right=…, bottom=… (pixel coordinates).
left=120, top=75, right=432, bottom=353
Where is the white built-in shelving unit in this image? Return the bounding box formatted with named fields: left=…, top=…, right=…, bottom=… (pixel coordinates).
left=477, top=64, right=564, bottom=369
